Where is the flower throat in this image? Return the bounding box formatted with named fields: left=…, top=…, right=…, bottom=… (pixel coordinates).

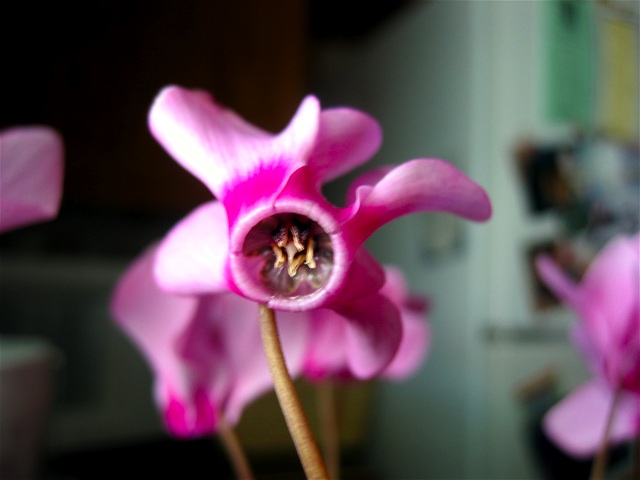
left=243, top=214, right=333, bottom=297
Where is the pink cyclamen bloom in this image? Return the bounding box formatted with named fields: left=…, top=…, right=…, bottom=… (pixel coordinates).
left=303, top=266, right=431, bottom=381
left=111, top=245, right=309, bottom=438
left=0, top=126, right=64, bottom=233
left=535, top=233, right=640, bottom=457
left=150, top=85, right=491, bottom=378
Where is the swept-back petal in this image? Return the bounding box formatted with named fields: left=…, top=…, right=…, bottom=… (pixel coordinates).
left=341, top=159, right=492, bottom=249
left=543, top=379, right=640, bottom=458
left=380, top=266, right=430, bottom=380
left=535, top=255, right=583, bottom=310
left=307, top=107, right=382, bottom=184
left=332, top=294, right=403, bottom=379
left=304, top=309, right=348, bottom=381
left=329, top=247, right=386, bottom=302
left=579, top=234, right=639, bottom=357
left=0, top=126, right=64, bottom=233
left=155, top=201, right=232, bottom=295
left=110, top=245, right=207, bottom=436
left=149, top=85, right=319, bottom=204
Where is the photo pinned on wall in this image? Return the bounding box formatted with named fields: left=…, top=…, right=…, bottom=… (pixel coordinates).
left=515, top=135, right=639, bottom=250
left=518, top=134, right=639, bottom=311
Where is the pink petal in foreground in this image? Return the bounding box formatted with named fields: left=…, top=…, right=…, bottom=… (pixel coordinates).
left=333, top=294, right=403, bottom=379
left=543, top=379, right=640, bottom=458
left=0, top=126, right=64, bottom=233
left=308, top=107, right=382, bottom=185
left=154, top=201, right=232, bottom=295
left=149, top=85, right=319, bottom=202
left=342, top=159, right=492, bottom=249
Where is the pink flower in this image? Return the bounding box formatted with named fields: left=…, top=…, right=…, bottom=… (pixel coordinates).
left=536, top=233, right=640, bottom=457
left=150, top=85, right=491, bottom=377
left=110, top=245, right=309, bottom=438
left=0, top=126, right=64, bottom=233
left=303, top=266, right=431, bottom=381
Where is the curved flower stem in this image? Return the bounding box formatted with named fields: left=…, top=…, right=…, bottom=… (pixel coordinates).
left=258, top=304, right=329, bottom=479
left=590, top=385, right=622, bottom=480
left=217, top=416, right=255, bottom=480
left=317, top=381, right=340, bottom=480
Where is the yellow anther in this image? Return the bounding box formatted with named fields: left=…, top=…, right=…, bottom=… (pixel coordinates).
left=272, top=244, right=286, bottom=268
left=287, top=254, right=306, bottom=277
left=304, top=236, right=316, bottom=269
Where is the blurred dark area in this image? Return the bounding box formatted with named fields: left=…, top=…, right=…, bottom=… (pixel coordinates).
left=1, top=0, right=411, bottom=258
left=2, top=0, right=410, bottom=217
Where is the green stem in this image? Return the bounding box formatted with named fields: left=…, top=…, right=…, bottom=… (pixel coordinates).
left=217, top=416, right=254, bottom=480
left=258, top=304, right=329, bottom=479
left=590, top=385, right=622, bottom=480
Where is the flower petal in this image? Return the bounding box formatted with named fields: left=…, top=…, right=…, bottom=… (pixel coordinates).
left=307, top=107, right=382, bottom=184
left=223, top=309, right=310, bottom=424
left=110, top=245, right=209, bottom=436
left=154, top=201, right=232, bottom=295
left=148, top=85, right=319, bottom=204
left=330, top=247, right=386, bottom=302
left=304, top=309, right=349, bottom=381
left=535, top=254, right=583, bottom=309
left=380, top=266, right=430, bottom=379
left=0, top=126, right=64, bottom=233
left=543, top=379, right=640, bottom=458
left=580, top=235, right=639, bottom=360
left=332, top=293, right=403, bottom=379
left=341, top=159, right=492, bottom=249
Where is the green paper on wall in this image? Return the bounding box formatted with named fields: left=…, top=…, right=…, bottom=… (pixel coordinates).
left=542, top=0, right=596, bottom=126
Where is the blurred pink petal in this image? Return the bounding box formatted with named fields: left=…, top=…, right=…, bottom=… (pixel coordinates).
left=0, top=126, right=64, bottom=233
left=543, top=379, right=640, bottom=458
left=536, top=233, right=640, bottom=458
left=380, top=267, right=431, bottom=379
left=111, top=245, right=309, bottom=438
left=154, top=201, right=232, bottom=295
left=304, top=266, right=430, bottom=380
left=536, top=233, right=640, bottom=392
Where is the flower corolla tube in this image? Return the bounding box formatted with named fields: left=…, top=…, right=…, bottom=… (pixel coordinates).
left=150, top=86, right=491, bottom=378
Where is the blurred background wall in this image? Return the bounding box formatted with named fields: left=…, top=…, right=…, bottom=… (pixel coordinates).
left=2, top=1, right=638, bottom=478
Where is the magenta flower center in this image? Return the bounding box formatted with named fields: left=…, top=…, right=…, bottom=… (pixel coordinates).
left=242, top=214, right=333, bottom=297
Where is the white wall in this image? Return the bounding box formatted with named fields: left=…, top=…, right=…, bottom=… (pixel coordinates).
left=313, top=2, right=589, bottom=478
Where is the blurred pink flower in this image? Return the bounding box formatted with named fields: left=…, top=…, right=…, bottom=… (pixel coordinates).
left=149, top=85, right=490, bottom=377
left=110, top=245, right=309, bottom=438
left=0, top=126, right=64, bottom=233
left=303, top=266, right=431, bottom=382
left=536, top=233, right=640, bottom=457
